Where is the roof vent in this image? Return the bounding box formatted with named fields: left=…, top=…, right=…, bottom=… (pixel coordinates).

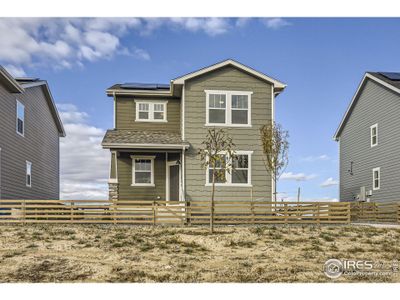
left=379, top=72, right=400, bottom=81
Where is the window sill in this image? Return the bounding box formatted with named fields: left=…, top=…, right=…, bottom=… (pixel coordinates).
left=17, top=131, right=24, bottom=137
left=205, top=183, right=253, bottom=187
left=131, top=184, right=155, bottom=187
left=135, top=119, right=168, bottom=123
left=205, top=123, right=252, bottom=128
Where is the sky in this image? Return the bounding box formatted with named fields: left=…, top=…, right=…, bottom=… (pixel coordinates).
left=1, top=17, right=400, bottom=201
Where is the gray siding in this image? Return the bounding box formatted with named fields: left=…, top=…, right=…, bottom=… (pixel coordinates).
left=184, top=66, right=273, bottom=202
left=115, top=96, right=181, bottom=132
left=0, top=84, right=60, bottom=199
left=340, top=79, right=400, bottom=202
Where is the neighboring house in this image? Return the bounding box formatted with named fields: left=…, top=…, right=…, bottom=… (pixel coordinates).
left=0, top=66, right=65, bottom=200
left=334, top=72, right=400, bottom=202
left=102, top=59, right=286, bottom=203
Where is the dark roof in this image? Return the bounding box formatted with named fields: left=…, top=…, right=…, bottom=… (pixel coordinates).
left=107, top=83, right=170, bottom=92
left=367, top=72, right=400, bottom=90
left=102, top=130, right=189, bottom=149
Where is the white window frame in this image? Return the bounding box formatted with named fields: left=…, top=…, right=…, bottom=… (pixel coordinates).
left=205, top=150, right=253, bottom=187
left=205, top=90, right=252, bottom=127
left=16, top=100, right=25, bottom=137
left=370, top=123, right=378, bottom=147
left=26, top=161, right=32, bottom=187
left=372, top=167, right=380, bottom=191
left=131, top=155, right=155, bottom=187
left=134, top=100, right=168, bottom=122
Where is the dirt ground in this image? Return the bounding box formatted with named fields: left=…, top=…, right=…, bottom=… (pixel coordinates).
left=0, top=224, right=399, bottom=283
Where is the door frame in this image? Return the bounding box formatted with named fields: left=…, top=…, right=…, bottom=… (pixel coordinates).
left=166, top=160, right=182, bottom=202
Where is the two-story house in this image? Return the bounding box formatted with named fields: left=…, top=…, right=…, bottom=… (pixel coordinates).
left=0, top=66, right=65, bottom=199
left=334, top=72, right=400, bottom=202
left=102, top=59, right=286, bottom=203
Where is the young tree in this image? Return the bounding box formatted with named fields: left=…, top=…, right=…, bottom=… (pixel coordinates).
left=198, top=128, right=235, bottom=233
left=260, top=122, right=289, bottom=202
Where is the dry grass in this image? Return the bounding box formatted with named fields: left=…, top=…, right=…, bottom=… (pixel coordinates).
left=0, top=224, right=399, bottom=283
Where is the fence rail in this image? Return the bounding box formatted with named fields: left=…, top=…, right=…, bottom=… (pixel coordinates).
left=0, top=200, right=351, bottom=225
left=350, top=202, right=400, bottom=224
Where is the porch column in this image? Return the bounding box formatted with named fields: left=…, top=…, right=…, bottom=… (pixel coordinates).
left=108, top=151, right=119, bottom=201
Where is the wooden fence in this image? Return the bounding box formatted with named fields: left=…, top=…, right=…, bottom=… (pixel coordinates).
left=0, top=200, right=351, bottom=225
left=350, top=201, right=400, bottom=224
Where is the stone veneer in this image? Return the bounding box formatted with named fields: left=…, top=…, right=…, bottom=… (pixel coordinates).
left=108, top=183, right=119, bottom=201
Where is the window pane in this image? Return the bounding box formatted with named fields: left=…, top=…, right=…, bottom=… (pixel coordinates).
left=209, top=169, right=226, bottom=183
left=214, top=155, right=226, bottom=168
left=17, top=119, right=24, bottom=134
left=17, top=102, right=24, bottom=119
left=209, top=94, right=226, bottom=108
left=232, top=170, right=248, bottom=183
left=233, top=155, right=248, bottom=169
left=232, top=110, right=248, bottom=124
left=209, top=109, right=225, bottom=123
left=135, top=172, right=151, bottom=184
left=154, top=104, right=164, bottom=112
left=154, top=111, right=164, bottom=120
left=372, top=136, right=377, bottom=145
left=135, top=159, right=151, bottom=171
left=232, top=95, right=248, bottom=108
left=374, top=170, right=379, bottom=179
left=139, top=103, right=149, bottom=111
left=139, top=111, right=149, bottom=119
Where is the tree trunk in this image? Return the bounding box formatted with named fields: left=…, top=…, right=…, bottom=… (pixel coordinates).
left=210, top=169, right=215, bottom=233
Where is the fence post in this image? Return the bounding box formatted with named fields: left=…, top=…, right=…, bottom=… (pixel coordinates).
left=284, top=203, right=288, bottom=224
left=347, top=202, right=351, bottom=224
left=374, top=203, right=378, bottom=223
left=398, top=203, right=400, bottom=224
left=187, top=201, right=191, bottom=226
left=251, top=200, right=255, bottom=224
left=70, top=202, right=73, bottom=222
left=113, top=200, right=117, bottom=225
left=317, top=203, right=320, bottom=226
left=152, top=201, right=156, bottom=226
left=22, top=200, right=26, bottom=225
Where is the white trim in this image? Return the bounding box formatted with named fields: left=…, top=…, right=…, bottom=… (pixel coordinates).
left=135, top=100, right=168, bottom=122
left=16, top=99, right=25, bottom=137
left=205, top=90, right=252, bottom=127
left=166, top=160, right=182, bottom=201
left=182, top=83, right=185, bottom=140
left=370, top=123, right=378, bottom=147
left=131, top=155, right=155, bottom=187
left=372, top=167, right=380, bottom=191
left=26, top=161, right=32, bottom=188
left=0, top=147, right=2, bottom=199
left=205, top=150, right=253, bottom=187
left=271, top=85, right=275, bottom=201
left=102, top=143, right=189, bottom=150
left=334, top=73, right=400, bottom=140
left=182, top=150, right=185, bottom=202
left=113, top=92, right=116, bottom=129
left=173, top=59, right=286, bottom=89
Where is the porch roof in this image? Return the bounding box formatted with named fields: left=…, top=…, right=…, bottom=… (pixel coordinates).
left=102, top=129, right=189, bottom=150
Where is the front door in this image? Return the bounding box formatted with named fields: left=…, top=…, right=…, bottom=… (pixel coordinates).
left=167, top=162, right=180, bottom=201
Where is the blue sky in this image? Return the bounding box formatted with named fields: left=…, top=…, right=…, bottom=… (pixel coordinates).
left=1, top=17, right=400, bottom=200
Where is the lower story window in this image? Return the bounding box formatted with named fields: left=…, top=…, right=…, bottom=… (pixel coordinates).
left=26, top=161, right=32, bottom=187
left=131, top=156, right=155, bottom=186
left=207, top=151, right=252, bottom=186
left=373, top=167, right=380, bottom=190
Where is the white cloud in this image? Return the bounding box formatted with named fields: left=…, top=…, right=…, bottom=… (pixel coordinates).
left=280, top=172, right=317, bottom=181
left=4, top=64, right=26, bottom=77
left=132, top=47, right=151, bottom=61
left=235, top=18, right=251, bottom=28
left=301, top=154, right=330, bottom=162
left=320, top=177, right=339, bottom=188
left=168, top=18, right=230, bottom=36
left=261, top=18, right=291, bottom=29
left=58, top=104, right=109, bottom=200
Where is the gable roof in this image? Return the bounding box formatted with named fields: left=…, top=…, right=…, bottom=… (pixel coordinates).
left=333, top=72, right=400, bottom=141
left=15, top=78, right=66, bottom=137
left=0, top=66, right=24, bottom=93
left=172, top=59, right=286, bottom=93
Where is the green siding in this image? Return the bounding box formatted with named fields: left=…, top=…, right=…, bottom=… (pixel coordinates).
left=184, top=66, right=273, bottom=202
left=115, top=96, right=181, bottom=132
left=117, top=152, right=167, bottom=201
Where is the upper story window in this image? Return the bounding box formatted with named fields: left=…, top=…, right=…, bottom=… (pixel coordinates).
left=205, top=90, right=252, bottom=127
left=131, top=155, right=155, bottom=186
left=135, top=100, right=167, bottom=122
left=370, top=124, right=378, bottom=147
left=26, top=161, right=32, bottom=187
left=206, top=151, right=253, bottom=186
left=372, top=167, right=380, bottom=190
left=16, top=100, right=25, bottom=136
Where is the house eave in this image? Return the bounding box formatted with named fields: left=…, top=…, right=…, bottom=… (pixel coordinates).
left=102, top=143, right=190, bottom=150
left=0, top=66, right=24, bottom=93
left=333, top=72, right=400, bottom=141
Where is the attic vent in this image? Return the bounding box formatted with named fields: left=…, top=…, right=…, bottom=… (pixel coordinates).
left=379, top=72, right=400, bottom=81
